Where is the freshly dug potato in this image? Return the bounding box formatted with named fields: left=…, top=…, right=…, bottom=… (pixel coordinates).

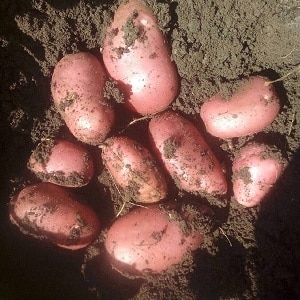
left=105, top=206, right=202, bottom=275
left=28, top=139, right=94, bottom=187
left=232, top=143, right=286, bottom=207
left=149, top=111, right=227, bottom=195
left=9, top=183, right=100, bottom=250
left=101, top=136, right=167, bottom=203
left=103, top=0, right=179, bottom=115
left=51, top=52, right=115, bottom=145
left=200, top=76, right=280, bottom=138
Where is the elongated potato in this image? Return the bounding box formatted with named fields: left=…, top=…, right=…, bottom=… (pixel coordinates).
left=51, top=52, right=115, bottom=145
left=200, top=76, right=280, bottom=138
left=28, top=139, right=94, bottom=187
left=101, top=136, right=167, bottom=203
left=103, top=0, right=179, bottom=115
left=149, top=111, right=227, bottom=195
left=105, top=206, right=202, bottom=275
left=10, top=183, right=100, bottom=250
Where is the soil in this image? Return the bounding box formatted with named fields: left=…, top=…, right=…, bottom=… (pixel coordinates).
left=1, top=0, right=300, bottom=299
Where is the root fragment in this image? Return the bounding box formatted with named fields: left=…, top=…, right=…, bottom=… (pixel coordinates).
left=264, top=65, right=300, bottom=86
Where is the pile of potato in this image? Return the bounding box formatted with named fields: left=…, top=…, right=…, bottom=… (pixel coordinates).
left=9, top=0, right=285, bottom=277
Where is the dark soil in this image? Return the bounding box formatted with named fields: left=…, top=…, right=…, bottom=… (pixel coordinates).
left=1, top=0, right=299, bottom=299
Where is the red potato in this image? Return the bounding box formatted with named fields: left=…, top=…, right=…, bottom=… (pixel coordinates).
left=102, top=0, right=179, bottom=115
left=9, top=183, right=100, bottom=250
left=105, top=206, right=202, bottom=275
left=101, top=136, right=167, bottom=203
left=149, top=111, right=227, bottom=195
left=200, top=76, right=280, bottom=138
left=28, top=139, right=94, bottom=187
left=51, top=52, right=115, bottom=145
left=232, top=143, right=286, bottom=207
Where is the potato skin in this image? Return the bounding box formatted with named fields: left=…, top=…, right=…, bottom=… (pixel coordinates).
left=232, top=143, right=285, bottom=207
left=200, top=76, right=280, bottom=138
left=28, top=139, right=94, bottom=187
left=9, top=183, right=100, bottom=250
left=105, top=206, right=202, bottom=275
left=101, top=136, right=167, bottom=203
left=149, top=111, right=227, bottom=195
left=102, top=0, right=179, bottom=115
left=51, top=52, right=115, bottom=145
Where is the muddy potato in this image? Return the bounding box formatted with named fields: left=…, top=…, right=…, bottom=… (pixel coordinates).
left=149, top=111, right=227, bottom=195
left=9, top=183, right=100, bottom=250
left=28, top=139, right=94, bottom=187
left=103, top=0, right=179, bottom=115
left=51, top=52, right=115, bottom=145
left=200, top=76, right=280, bottom=138
left=101, top=136, right=167, bottom=203
left=105, top=206, right=202, bottom=275
left=232, top=143, right=286, bottom=207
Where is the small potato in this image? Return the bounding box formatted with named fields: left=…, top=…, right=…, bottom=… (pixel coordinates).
left=232, top=143, right=286, bottom=207
left=102, top=0, right=179, bottom=115
left=51, top=52, right=115, bottom=145
left=105, top=206, right=202, bottom=275
left=9, top=183, right=100, bottom=250
left=28, top=139, right=94, bottom=187
left=149, top=111, right=227, bottom=195
left=101, top=136, right=167, bottom=203
left=200, top=76, right=280, bottom=138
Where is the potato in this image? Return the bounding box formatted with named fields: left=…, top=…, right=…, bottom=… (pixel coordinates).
left=149, top=111, right=227, bottom=195
left=200, top=76, right=280, bottom=138
left=9, top=183, right=100, bottom=250
left=101, top=136, right=167, bottom=203
left=28, top=139, right=94, bottom=187
left=105, top=206, right=202, bottom=275
left=232, top=143, right=286, bottom=207
left=51, top=52, right=115, bottom=145
left=102, top=0, right=179, bottom=115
